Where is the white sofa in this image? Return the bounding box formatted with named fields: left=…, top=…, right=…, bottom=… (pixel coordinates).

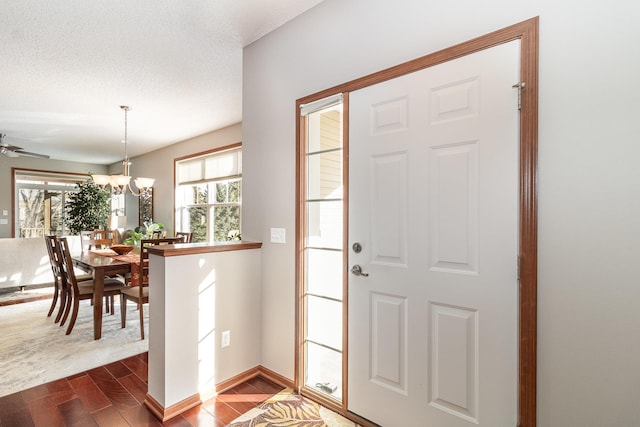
left=0, top=236, right=82, bottom=291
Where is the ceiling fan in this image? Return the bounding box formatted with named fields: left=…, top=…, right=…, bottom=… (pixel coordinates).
left=0, top=134, right=50, bottom=159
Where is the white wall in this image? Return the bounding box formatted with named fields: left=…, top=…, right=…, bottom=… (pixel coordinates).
left=242, top=0, right=640, bottom=424
left=148, top=247, right=262, bottom=406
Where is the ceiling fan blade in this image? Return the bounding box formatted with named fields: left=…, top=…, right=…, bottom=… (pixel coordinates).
left=0, top=147, right=19, bottom=157
left=0, top=135, right=50, bottom=159
left=13, top=149, right=50, bottom=159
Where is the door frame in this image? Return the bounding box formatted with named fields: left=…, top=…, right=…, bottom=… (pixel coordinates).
left=295, top=17, right=538, bottom=426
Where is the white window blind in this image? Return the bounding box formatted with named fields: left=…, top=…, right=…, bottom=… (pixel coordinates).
left=177, top=148, right=242, bottom=185
left=300, top=93, right=343, bottom=117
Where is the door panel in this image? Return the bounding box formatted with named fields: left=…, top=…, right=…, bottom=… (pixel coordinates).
left=429, top=302, right=478, bottom=422
left=429, top=141, right=478, bottom=273
left=348, top=40, right=520, bottom=426
left=370, top=292, right=407, bottom=393
left=371, top=153, right=407, bottom=265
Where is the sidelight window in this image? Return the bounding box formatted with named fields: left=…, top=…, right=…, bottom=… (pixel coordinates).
left=300, top=94, right=345, bottom=402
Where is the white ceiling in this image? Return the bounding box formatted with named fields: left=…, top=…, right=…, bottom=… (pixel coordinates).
left=1, top=0, right=324, bottom=164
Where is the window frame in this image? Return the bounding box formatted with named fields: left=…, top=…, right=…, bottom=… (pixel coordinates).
left=12, top=168, right=90, bottom=238
left=297, top=96, right=346, bottom=404
left=174, top=143, right=242, bottom=243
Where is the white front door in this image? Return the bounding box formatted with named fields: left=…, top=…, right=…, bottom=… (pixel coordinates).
left=348, top=40, right=520, bottom=426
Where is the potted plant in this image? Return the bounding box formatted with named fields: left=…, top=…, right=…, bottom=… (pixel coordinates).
left=123, top=220, right=165, bottom=246
left=65, top=179, right=111, bottom=234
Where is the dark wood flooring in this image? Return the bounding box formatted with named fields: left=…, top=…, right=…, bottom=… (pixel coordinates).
left=0, top=352, right=285, bottom=426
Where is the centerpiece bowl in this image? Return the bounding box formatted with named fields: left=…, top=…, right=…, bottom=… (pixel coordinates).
left=110, top=244, right=134, bottom=255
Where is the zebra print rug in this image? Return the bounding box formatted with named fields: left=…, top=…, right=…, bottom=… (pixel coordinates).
left=228, top=388, right=360, bottom=427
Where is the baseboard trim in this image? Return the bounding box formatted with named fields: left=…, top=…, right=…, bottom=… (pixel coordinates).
left=144, top=393, right=202, bottom=422
left=215, top=366, right=262, bottom=394
left=215, top=365, right=295, bottom=394
left=256, top=365, right=295, bottom=390
left=142, top=366, right=295, bottom=422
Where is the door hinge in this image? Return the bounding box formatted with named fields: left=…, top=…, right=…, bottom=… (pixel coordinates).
left=512, top=82, right=526, bottom=110
left=517, top=255, right=522, bottom=281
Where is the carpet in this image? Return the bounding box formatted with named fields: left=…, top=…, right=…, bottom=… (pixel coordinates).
left=228, top=389, right=360, bottom=427
left=0, top=297, right=148, bottom=397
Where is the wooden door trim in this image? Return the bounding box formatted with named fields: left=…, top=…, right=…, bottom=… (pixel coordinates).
left=295, top=17, right=538, bottom=427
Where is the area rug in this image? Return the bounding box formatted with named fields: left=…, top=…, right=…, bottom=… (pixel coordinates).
left=228, top=388, right=360, bottom=427
left=0, top=297, right=148, bottom=397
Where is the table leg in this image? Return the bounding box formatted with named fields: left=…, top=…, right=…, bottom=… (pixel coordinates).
left=93, top=269, right=104, bottom=340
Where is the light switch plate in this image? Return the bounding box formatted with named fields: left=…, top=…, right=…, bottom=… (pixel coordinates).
left=0, top=219, right=7, bottom=225
left=1, top=210, right=7, bottom=216
left=221, top=330, right=231, bottom=348
left=270, top=228, right=286, bottom=244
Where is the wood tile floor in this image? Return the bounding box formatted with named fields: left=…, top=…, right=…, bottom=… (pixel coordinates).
left=0, top=352, right=286, bottom=426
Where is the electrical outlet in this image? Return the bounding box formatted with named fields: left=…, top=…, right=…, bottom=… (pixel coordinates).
left=221, top=330, right=231, bottom=348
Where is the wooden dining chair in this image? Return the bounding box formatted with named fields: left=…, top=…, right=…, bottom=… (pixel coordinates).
left=80, top=230, right=115, bottom=251
left=150, top=230, right=166, bottom=239
left=44, top=235, right=67, bottom=323
left=57, top=237, right=126, bottom=335
left=175, top=231, right=193, bottom=243
left=120, top=238, right=175, bottom=339
left=80, top=229, right=121, bottom=312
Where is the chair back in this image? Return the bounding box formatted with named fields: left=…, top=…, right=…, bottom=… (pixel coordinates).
left=44, top=235, right=64, bottom=282
left=80, top=230, right=115, bottom=251
left=150, top=230, right=166, bottom=239
left=139, top=238, right=177, bottom=286
left=57, top=237, right=80, bottom=296
left=175, top=232, right=193, bottom=243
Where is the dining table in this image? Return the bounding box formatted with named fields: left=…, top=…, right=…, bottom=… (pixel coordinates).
left=72, top=237, right=185, bottom=340
left=72, top=250, right=135, bottom=340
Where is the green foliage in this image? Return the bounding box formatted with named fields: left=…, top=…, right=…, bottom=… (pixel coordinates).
left=213, top=181, right=241, bottom=241
left=177, top=179, right=241, bottom=243
left=65, top=179, right=111, bottom=234
left=214, top=206, right=240, bottom=241
left=189, top=205, right=207, bottom=243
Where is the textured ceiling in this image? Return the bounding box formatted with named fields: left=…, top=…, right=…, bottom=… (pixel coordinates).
left=0, top=0, right=324, bottom=164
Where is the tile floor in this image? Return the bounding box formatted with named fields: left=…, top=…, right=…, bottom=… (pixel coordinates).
left=0, top=352, right=285, bottom=426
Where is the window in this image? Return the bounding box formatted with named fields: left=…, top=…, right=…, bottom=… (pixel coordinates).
left=299, top=94, right=345, bottom=402
left=14, top=169, right=87, bottom=238
left=175, top=146, right=242, bottom=242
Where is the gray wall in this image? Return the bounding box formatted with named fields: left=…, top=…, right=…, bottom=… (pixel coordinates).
left=109, top=123, right=242, bottom=235
left=0, top=123, right=241, bottom=238
left=242, top=0, right=640, bottom=424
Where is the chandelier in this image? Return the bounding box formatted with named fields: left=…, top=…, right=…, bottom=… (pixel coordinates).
left=91, top=106, right=154, bottom=196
